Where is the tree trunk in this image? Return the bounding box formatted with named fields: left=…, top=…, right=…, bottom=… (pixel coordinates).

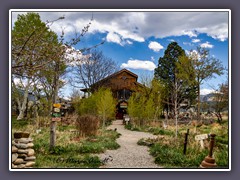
left=17, top=79, right=31, bottom=120
left=50, top=62, right=60, bottom=149
left=174, top=80, right=178, bottom=138
left=197, top=84, right=201, bottom=121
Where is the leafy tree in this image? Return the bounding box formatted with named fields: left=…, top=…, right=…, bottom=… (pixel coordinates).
left=95, top=88, right=116, bottom=128
left=211, top=81, right=228, bottom=123
left=12, top=13, right=65, bottom=120
left=189, top=47, right=225, bottom=120
left=154, top=42, right=197, bottom=137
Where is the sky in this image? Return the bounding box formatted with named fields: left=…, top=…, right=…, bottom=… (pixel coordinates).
left=11, top=10, right=230, bottom=99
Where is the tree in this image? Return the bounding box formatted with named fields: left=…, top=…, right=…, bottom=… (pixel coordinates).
left=189, top=47, right=224, bottom=121
left=69, top=49, right=118, bottom=91
left=211, top=81, right=228, bottom=123
left=154, top=42, right=197, bottom=137
left=12, top=13, right=64, bottom=120
left=96, top=88, right=116, bottom=129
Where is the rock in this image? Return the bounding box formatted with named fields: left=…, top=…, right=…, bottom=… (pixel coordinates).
left=13, top=158, right=24, bottom=165
left=12, top=164, right=17, bottom=168
left=25, top=156, right=36, bottom=161
left=12, top=146, right=18, bottom=153
left=27, top=143, right=34, bottom=148
left=27, top=149, right=35, bottom=156
left=15, top=143, right=28, bottom=149
left=25, top=161, right=35, bottom=167
left=12, top=153, right=18, bottom=162
left=21, top=161, right=27, bottom=164
left=18, top=149, right=28, bottom=154
left=15, top=138, right=33, bottom=144
left=18, top=153, right=27, bottom=159
left=14, top=132, right=30, bottom=139
left=17, top=164, right=26, bottom=168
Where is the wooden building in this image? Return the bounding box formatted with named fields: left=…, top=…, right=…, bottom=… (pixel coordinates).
left=81, top=69, right=144, bottom=119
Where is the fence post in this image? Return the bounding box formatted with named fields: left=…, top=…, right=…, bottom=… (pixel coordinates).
left=183, top=129, right=189, bottom=155
left=200, top=134, right=217, bottom=168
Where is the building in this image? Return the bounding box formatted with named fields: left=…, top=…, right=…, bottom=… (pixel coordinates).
left=81, top=69, right=144, bottom=119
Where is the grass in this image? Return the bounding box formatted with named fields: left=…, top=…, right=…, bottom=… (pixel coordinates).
left=134, top=119, right=229, bottom=168
left=11, top=116, right=120, bottom=168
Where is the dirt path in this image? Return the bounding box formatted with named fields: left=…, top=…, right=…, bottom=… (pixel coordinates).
left=98, top=120, right=161, bottom=168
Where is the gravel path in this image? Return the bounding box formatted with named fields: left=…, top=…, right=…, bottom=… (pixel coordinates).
left=98, top=120, right=162, bottom=168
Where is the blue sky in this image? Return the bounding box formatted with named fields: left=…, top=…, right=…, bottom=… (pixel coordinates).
left=11, top=10, right=229, bottom=99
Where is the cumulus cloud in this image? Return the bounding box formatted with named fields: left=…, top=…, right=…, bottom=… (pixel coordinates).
left=200, top=88, right=217, bottom=95
left=192, top=39, right=201, bottom=43
left=148, top=41, right=164, bottom=52
left=12, top=11, right=229, bottom=44
left=200, top=41, right=214, bottom=48
left=106, top=32, right=122, bottom=45
left=121, top=59, right=156, bottom=71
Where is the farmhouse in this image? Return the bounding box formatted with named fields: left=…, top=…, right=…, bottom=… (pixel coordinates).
left=81, top=69, right=144, bottom=119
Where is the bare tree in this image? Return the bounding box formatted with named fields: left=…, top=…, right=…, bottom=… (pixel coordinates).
left=69, top=49, right=119, bottom=90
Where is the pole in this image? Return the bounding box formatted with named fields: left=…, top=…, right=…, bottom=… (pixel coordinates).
left=183, top=129, right=189, bottom=155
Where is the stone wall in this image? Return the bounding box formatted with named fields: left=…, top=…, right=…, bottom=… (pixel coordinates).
left=12, top=132, right=36, bottom=168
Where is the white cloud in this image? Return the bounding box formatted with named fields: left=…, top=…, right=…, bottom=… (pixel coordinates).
left=148, top=41, right=164, bottom=52
left=106, top=32, right=122, bottom=45
left=183, top=30, right=198, bottom=37
left=121, top=59, right=156, bottom=71
left=200, top=41, right=214, bottom=48
left=151, top=56, right=155, bottom=62
left=192, top=39, right=201, bottom=43
left=200, top=88, right=217, bottom=95
left=12, top=11, right=229, bottom=45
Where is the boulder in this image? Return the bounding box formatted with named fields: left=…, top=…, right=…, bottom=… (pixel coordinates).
left=27, top=149, right=35, bottom=156
left=12, top=153, right=18, bottom=162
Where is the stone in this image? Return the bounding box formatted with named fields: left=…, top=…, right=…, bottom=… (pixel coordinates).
left=18, top=149, right=28, bottom=154
left=14, top=132, right=30, bottom=139
left=18, top=153, right=27, bottom=159
left=12, top=146, right=18, bottom=153
left=25, top=161, right=35, bottom=167
left=17, top=164, right=26, bottom=168
left=13, top=158, right=24, bottom=165
left=25, top=156, right=36, bottom=161
left=12, top=153, right=18, bottom=162
left=27, top=149, right=35, bottom=156
left=15, top=143, right=28, bottom=149
left=15, top=138, right=33, bottom=144
left=27, top=143, right=34, bottom=148
left=12, top=164, right=17, bottom=168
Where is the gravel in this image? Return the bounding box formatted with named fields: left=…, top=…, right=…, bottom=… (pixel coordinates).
left=98, top=120, right=162, bottom=168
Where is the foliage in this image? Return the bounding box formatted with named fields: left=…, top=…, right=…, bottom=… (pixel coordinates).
left=95, top=88, right=116, bottom=128
left=75, top=88, right=116, bottom=128
left=128, top=79, right=164, bottom=127
left=188, top=47, right=225, bottom=120
left=76, top=115, right=99, bottom=137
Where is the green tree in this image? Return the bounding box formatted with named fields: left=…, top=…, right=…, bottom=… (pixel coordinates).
left=12, top=12, right=65, bottom=120
left=96, top=88, right=116, bottom=129
left=189, top=47, right=225, bottom=121
left=154, top=42, right=197, bottom=137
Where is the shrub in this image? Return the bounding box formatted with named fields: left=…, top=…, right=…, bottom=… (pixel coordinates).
left=76, top=115, right=99, bottom=137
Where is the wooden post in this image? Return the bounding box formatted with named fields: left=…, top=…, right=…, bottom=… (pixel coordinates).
left=200, top=134, right=217, bottom=168
left=50, top=121, right=56, bottom=149
left=183, top=129, right=189, bottom=155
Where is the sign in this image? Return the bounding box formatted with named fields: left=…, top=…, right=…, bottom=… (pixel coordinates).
left=195, top=134, right=208, bottom=141
left=52, top=113, right=61, bottom=117
left=120, top=102, right=128, bottom=108
left=52, top=117, right=61, bottom=122
left=195, top=134, right=208, bottom=149
left=53, top=103, right=61, bottom=108
left=53, top=108, right=60, bottom=113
